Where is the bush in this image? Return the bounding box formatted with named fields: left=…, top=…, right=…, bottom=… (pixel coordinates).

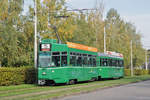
left=124, top=69, right=150, bottom=76
left=134, top=69, right=142, bottom=75
left=24, top=67, right=37, bottom=84
left=124, top=69, right=131, bottom=76
left=0, top=67, right=36, bottom=86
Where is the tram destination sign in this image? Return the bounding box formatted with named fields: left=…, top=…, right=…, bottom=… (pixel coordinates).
left=41, top=44, right=51, bottom=51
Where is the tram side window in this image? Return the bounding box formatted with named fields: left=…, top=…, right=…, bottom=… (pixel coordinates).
left=93, top=58, right=96, bottom=67
left=114, top=60, right=118, bottom=67
left=117, top=60, right=120, bottom=67
left=120, top=60, right=124, bottom=67
left=61, top=55, right=67, bottom=67
left=100, top=58, right=102, bottom=66
left=101, top=58, right=104, bottom=66
left=102, top=58, right=107, bottom=66
left=122, top=61, right=124, bottom=67
left=110, top=59, right=112, bottom=66
left=109, top=59, right=112, bottom=67
left=70, top=56, right=76, bottom=66
left=118, top=60, right=121, bottom=67
left=115, top=60, right=118, bottom=67
left=88, top=57, right=93, bottom=66
left=52, top=52, right=60, bottom=67
left=112, top=60, right=115, bottom=67
left=77, top=56, right=82, bottom=66
left=105, top=59, right=108, bottom=66
left=83, top=57, right=88, bottom=67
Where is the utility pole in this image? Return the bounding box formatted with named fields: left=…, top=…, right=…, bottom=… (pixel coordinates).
left=34, top=0, right=37, bottom=68
left=145, top=49, right=148, bottom=70
left=130, top=40, right=133, bottom=76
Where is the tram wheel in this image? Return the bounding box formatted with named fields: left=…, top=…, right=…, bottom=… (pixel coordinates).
left=90, top=77, right=97, bottom=82
left=46, top=80, right=55, bottom=86
left=68, top=80, right=75, bottom=85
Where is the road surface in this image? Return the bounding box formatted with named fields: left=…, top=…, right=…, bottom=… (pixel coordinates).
left=56, top=80, right=150, bottom=100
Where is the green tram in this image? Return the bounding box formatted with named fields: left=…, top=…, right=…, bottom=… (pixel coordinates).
left=38, top=39, right=124, bottom=85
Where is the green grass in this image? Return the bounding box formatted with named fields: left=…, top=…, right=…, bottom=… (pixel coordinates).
left=0, top=75, right=150, bottom=100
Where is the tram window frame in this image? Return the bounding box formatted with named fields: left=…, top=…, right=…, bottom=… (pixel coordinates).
left=62, top=52, right=67, bottom=55
left=120, top=60, right=124, bottom=67
left=101, top=58, right=107, bottom=67
left=115, top=60, right=118, bottom=67
left=83, top=56, right=88, bottom=67
left=96, top=58, right=99, bottom=66
left=109, top=59, right=113, bottom=67
left=61, top=52, right=67, bottom=67
left=100, top=58, right=102, bottom=66
left=77, top=53, right=82, bottom=66
left=107, top=58, right=112, bottom=67
left=101, top=58, right=104, bottom=66
left=112, top=59, right=115, bottom=67
left=88, top=57, right=93, bottom=67
left=93, top=57, right=96, bottom=67
left=119, top=60, right=122, bottom=67
left=70, top=52, right=76, bottom=66
left=105, top=59, right=108, bottom=66
left=117, top=60, right=120, bottom=67
left=115, top=60, right=117, bottom=67
left=118, top=60, right=120, bottom=67
left=52, top=52, right=61, bottom=67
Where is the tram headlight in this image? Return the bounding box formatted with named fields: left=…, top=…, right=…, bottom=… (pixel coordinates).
left=42, top=72, right=46, bottom=75
left=52, top=70, right=55, bottom=73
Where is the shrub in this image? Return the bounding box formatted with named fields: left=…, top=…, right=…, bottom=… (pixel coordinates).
left=134, top=69, right=142, bottom=75
left=124, top=69, right=150, bottom=76
left=24, top=67, right=37, bottom=84
left=0, top=67, right=36, bottom=86
left=124, top=69, right=131, bottom=76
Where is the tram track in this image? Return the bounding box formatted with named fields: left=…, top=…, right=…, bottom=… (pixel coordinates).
left=1, top=82, right=106, bottom=100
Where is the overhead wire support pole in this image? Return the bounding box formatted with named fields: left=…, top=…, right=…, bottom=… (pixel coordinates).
left=145, top=49, right=148, bottom=70
left=130, top=40, right=133, bottom=76
left=103, top=17, right=106, bottom=53
left=104, top=23, right=106, bottom=53
left=34, top=0, right=37, bottom=68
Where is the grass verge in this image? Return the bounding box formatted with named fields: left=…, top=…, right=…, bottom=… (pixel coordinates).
left=0, top=75, right=150, bottom=100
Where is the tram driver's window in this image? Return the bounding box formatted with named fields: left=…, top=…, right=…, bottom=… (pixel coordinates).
left=52, top=52, right=60, bottom=67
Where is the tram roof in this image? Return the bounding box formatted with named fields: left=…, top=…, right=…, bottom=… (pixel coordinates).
left=98, top=53, right=123, bottom=59
left=67, top=42, right=98, bottom=52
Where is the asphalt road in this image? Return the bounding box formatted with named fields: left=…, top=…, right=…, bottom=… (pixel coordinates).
left=56, top=80, right=150, bottom=100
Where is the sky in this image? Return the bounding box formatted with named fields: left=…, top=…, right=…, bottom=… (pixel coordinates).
left=24, top=0, right=150, bottom=49
left=66, top=0, right=150, bottom=49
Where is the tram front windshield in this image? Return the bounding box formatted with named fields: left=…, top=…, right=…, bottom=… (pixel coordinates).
left=38, top=53, right=51, bottom=67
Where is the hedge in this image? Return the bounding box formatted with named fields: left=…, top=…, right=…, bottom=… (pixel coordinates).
left=124, top=69, right=150, bottom=76
left=0, top=67, right=150, bottom=86
left=0, top=67, right=36, bottom=86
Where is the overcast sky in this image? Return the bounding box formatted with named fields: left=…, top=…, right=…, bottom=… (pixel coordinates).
left=24, top=0, right=150, bottom=49
left=66, top=0, right=150, bottom=49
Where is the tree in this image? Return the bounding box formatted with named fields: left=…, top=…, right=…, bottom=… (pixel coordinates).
left=0, top=0, right=25, bottom=66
